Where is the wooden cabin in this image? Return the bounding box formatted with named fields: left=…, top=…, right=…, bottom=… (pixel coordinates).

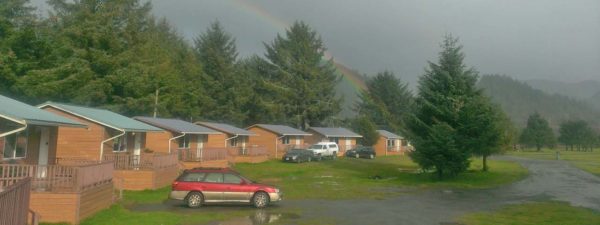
left=196, top=122, right=267, bottom=164
left=374, top=130, right=405, bottom=156
left=135, top=117, right=231, bottom=168
left=247, top=124, right=311, bottom=159
left=306, top=127, right=362, bottom=155
left=0, top=95, right=113, bottom=224
left=39, top=102, right=178, bottom=191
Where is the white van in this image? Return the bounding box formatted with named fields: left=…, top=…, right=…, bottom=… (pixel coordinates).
left=307, top=142, right=339, bottom=159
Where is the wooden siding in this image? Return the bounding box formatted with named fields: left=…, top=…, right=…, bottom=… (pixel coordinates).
left=30, top=183, right=113, bottom=224
left=247, top=127, right=278, bottom=158
left=113, top=167, right=179, bottom=190
left=43, top=107, right=105, bottom=161
left=247, top=127, right=306, bottom=159
left=145, top=131, right=171, bottom=153
left=374, top=136, right=403, bottom=156
left=181, top=160, right=229, bottom=169
left=206, top=133, right=227, bottom=148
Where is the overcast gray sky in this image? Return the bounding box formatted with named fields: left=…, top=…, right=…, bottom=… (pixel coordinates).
left=31, top=0, right=600, bottom=85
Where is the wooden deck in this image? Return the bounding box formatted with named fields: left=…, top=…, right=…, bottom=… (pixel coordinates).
left=104, top=153, right=180, bottom=190
left=0, top=162, right=114, bottom=224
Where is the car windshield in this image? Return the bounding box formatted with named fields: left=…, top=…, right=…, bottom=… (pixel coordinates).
left=309, top=144, right=325, bottom=149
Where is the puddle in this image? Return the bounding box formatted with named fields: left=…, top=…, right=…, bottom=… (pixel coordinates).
left=129, top=200, right=302, bottom=225
left=206, top=211, right=301, bottom=225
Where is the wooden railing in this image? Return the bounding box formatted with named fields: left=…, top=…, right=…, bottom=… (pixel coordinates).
left=0, top=177, right=31, bottom=225
left=387, top=146, right=402, bottom=152
left=179, top=148, right=230, bottom=162
left=103, top=153, right=178, bottom=170
left=228, top=146, right=268, bottom=156
left=0, top=162, right=113, bottom=193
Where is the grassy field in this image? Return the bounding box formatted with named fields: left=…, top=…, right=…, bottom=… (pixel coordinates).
left=508, top=149, right=600, bottom=175
left=460, top=201, right=600, bottom=225
left=42, top=155, right=526, bottom=225
left=235, top=156, right=527, bottom=200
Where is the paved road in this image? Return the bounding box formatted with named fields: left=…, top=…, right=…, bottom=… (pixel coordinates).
left=132, top=157, right=600, bottom=225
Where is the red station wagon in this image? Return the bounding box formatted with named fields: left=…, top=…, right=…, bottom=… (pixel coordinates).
left=169, top=168, right=282, bottom=208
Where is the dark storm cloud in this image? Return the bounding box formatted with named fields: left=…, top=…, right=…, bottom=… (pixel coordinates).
left=30, top=0, right=600, bottom=84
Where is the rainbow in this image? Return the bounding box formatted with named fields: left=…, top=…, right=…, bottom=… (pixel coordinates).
left=229, top=0, right=367, bottom=91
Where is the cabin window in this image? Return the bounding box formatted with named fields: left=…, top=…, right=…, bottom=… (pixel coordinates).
left=329, top=137, right=339, bottom=144
left=113, top=135, right=128, bottom=152
left=387, top=139, right=396, bottom=147
left=2, top=131, right=28, bottom=159
left=178, top=135, right=190, bottom=149
left=282, top=136, right=290, bottom=144
left=229, top=137, right=238, bottom=147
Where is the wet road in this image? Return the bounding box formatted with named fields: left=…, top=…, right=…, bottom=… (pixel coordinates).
left=131, top=157, right=600, bottom=225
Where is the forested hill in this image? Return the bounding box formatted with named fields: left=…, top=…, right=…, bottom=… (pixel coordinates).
left=477, top=75, right=600, bottom=129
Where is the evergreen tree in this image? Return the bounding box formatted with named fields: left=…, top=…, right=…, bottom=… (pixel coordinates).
left=264, top=21, right=341, bottom=129
left=559, top=120, right=597, bottom=151
left=520, top=112, right=556, bottom=151
left=357, top=71, right=412, bottom=133
left=352, top=116, right=379, bottom=146
left=194, top=21, right=250, bottom=125
left=458, top=96, right=508, bottom=171
left=407, top=35, right=482, bottom=178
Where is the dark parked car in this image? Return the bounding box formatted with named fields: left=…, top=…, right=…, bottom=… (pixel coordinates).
left=345, top=146, right=376, bottom=159
left=282, top=149, right=318, bottom=163
left=170, top=168, right=282, bottom=208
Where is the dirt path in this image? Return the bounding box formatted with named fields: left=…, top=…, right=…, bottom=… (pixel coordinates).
left=131, top=157, right=600, bottom=225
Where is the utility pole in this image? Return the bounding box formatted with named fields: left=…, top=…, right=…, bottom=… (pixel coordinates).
left=153, top=88, right=159, bottom=118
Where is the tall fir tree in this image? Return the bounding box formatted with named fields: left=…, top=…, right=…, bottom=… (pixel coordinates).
left=407, top=35, right=483, bottom=178
left=520, top=112, right=556, bottom=151
left=357, top=71, right=412, bottom=133
left=264, top=21, right=341, bottom=130
left=194, top=21, right=249, bottom=125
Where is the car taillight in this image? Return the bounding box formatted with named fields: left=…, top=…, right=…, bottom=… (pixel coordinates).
left=172, top=181, right=179, bottom=189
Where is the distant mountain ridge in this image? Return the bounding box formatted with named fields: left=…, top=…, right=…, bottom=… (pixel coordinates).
left=525, top=79, right=600, bottom=110
left=478, top=75, right=600, bottom=129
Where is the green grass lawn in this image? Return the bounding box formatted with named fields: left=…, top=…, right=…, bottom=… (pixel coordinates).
left=508, top=149, right=600, bottom=175
left=460, top=201, right=600, bottom=225
left=42, top=155, right=526, bottom=225
left=234, top=156, right=527, bottom=200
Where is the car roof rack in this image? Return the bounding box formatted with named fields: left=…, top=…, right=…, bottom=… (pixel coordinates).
left=188, top=167, right=231, bottom=171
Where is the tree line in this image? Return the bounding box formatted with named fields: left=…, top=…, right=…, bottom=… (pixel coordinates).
left=0, top=0, right=340, bottom=128
left=2, top=0, right=542, bottom=179
left=519, top=112, right=599, bottom=151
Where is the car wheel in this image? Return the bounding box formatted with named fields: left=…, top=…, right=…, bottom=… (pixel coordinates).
left=332, top=152, right=337, bottom=160
left=186, top=192, right=203, bottom=208
left=369, top=154, right=374, bottom=159
left=253, top=192, right=270, bottom=208
left=355, top=154, right=359, bottom=159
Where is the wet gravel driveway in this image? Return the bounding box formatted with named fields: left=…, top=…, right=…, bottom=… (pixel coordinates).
left=131, top=156, right=600, bottom=225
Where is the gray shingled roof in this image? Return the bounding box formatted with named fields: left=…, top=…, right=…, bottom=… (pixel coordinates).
left=308, top=127, right=362, bottom=138
left=0, top=95, right=84, bottom=127
left=39, top=102, right=162, bottom=132
left=249, top=124, right=311, bottom=136
left=377, top=130, right=403, bottom=139
left=135, top=117, right=221, bottom=134
left=196, top=122, right=255, bottom=136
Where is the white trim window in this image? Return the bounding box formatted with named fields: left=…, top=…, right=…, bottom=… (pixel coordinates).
left=179, top=135, right=190, bottom=149
left=113, top=135, right=128, bottom=152
left=229, top=137, right=238, bottom=147
left=282, top=136, right=290, bottom=145
left=2, top=131, right=28, bottom=159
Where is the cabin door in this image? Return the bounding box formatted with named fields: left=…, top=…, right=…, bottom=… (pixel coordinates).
left=133, top=133, right=142, bottom=167
left=197, top=135, right=204, bottom=160
left=37, top=127, right=49, bottom=178
left=345, top=138, right=352, bottom=152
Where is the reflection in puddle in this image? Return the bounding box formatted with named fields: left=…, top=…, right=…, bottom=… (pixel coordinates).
left=207, top=211, right=301, bottom=225
left=128, top=200, right=301, bottom=225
